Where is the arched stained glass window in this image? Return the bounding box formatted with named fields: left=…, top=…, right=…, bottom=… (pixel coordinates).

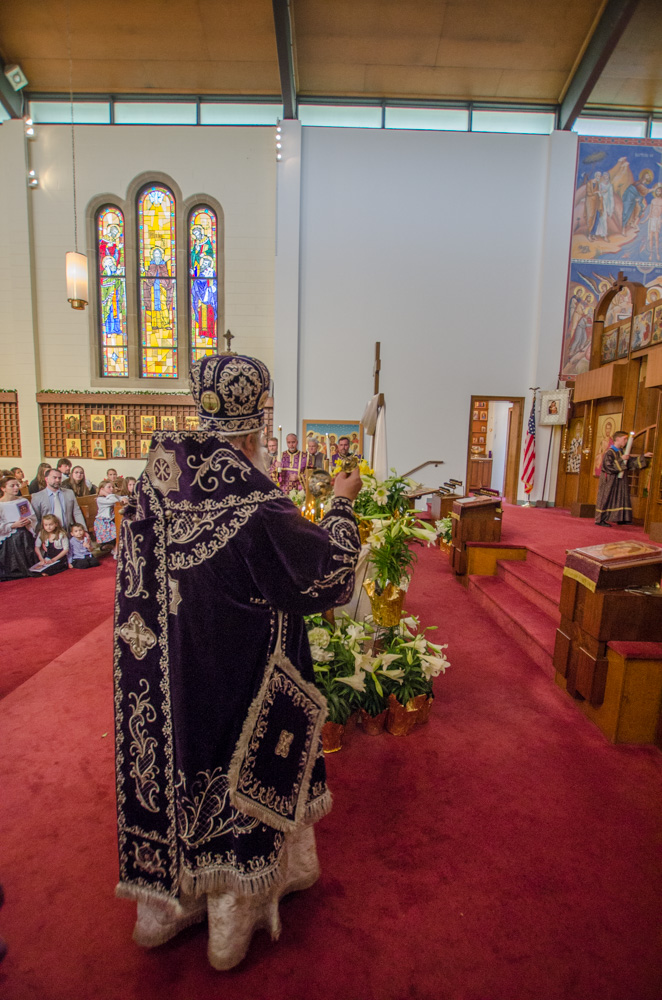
left=138, top=185, right=177, bottom=378
left=189, top=207, right=218, bottom=363
left=97, top=206, right=128, bottom=376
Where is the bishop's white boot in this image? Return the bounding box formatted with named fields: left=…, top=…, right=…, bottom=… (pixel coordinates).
left=207, top=891, right=281, bottom=971
left=132, top=892, right=207, bottom=948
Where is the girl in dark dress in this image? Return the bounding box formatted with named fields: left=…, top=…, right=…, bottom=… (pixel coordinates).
left=33, top=515, right=69, bottom=576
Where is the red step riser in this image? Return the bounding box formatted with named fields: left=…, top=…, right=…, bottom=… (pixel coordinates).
left=467, top=579, right=555, bottom=678
left=524, top=547, right=564, bottom=581
left=496, top=563, right=561, bottom=621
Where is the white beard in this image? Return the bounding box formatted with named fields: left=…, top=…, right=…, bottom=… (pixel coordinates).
left=251, top=443, right=271, bottom=476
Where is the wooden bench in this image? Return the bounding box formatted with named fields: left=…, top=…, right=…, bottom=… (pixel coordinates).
left=76, top=495, right=98, bottom=536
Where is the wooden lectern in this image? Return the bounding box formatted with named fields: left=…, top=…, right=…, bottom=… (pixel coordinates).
left=450, top=495, right=502, bottom=575
left=554, top=541, right=662, bottom=706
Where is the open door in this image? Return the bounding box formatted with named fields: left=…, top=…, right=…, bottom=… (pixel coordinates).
left=466, top=395, right=523, bottom=502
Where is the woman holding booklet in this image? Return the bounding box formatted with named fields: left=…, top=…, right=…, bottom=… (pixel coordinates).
left=0, top=475, right=39, bottom=580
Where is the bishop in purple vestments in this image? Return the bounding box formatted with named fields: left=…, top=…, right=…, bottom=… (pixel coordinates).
left=114, top=354, right=361, bottom=971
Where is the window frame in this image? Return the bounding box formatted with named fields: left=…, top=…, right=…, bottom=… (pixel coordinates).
left=86, top=172, right=224, bottom=388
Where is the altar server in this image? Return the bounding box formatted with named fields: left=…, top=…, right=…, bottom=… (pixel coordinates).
left=595, top=430, right=652, bottom=525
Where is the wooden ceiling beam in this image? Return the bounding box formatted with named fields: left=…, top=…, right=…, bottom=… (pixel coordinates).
left=559, top=0, right=641, bottom=130
left=0, top=56, right=24, bottom=118
left=272, top=0, right=297, bottom=119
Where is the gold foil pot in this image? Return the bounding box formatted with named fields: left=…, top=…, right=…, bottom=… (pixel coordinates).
left=358, top=518, right=372, bottom=545
left=386, top=694, right=419, bottom=736
left=321, top=721, right=345, bottom=753
left=363, top=579, right=405, bottom=626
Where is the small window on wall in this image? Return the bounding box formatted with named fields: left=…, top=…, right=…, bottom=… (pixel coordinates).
left=97, top=206, right=128, bottom=377
left=138, top=185, right=177, bottom=378
left=189, top=207, right=218, bottom=364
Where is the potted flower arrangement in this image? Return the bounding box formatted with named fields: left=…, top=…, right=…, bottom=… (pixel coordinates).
left=380, top=615, right=449, bottom=735
left=435, top=516, right=452, bottom=555
left=363, top=514, right=438, bottom=625
left=306, top=613, right=450, bottom=740
left=306, top=616, right=372, bottom=751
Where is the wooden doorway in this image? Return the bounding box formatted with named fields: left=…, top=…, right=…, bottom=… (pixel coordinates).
left=466, top=396, right=524, bottom=504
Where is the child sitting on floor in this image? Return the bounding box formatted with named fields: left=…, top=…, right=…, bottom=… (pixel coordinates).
left=68, top=523, right=101, bottom=569
left=93, top=479, right=127, bottom=558
left=32, top=514, right=69, bottom=576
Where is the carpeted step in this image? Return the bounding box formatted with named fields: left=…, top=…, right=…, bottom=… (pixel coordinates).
left=496, top=558, right=561, bottom=620
left=523, top=545, right=565, bottom=581
left=467, top=574, right=557, bottom=677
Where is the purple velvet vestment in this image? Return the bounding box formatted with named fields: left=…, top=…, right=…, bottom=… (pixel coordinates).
left=114, top=432, right=360, bottom=912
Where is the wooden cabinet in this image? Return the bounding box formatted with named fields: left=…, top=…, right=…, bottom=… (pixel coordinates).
left=450, top=495, right=502, bottom=575
left=554, top=541, right=662, bottom=705
left=468, top=457, right=493, bottom=490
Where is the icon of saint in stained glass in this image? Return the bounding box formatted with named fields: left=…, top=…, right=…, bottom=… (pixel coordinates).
left=143, top=247, right=174, bottom=331
left=189, top=209, right=218, bottom=361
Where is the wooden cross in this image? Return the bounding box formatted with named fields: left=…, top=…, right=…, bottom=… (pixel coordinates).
left=224, top=329, right=235, bottom=352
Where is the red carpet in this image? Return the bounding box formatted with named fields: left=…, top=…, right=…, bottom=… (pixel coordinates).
left=1, top=518, right=662, bottom=1000
left=500, top=502, right=657, bottom=566
left=0, top=558, right=117, bottom=698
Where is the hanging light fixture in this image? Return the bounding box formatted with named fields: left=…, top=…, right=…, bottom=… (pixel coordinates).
left=65, top=2, right=88, bottom=310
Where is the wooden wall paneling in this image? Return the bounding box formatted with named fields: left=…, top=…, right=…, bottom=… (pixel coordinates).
left=36, top=393, right=275, bottom=463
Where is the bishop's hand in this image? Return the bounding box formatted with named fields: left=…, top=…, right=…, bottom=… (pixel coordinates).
left=333, top=467, right=362, bottom=502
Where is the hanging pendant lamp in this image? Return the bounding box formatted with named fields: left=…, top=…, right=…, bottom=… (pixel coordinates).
left=65, top=3, right=88, bottom=310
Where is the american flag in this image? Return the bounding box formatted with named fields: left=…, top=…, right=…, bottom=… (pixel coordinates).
left=521, top=398, right=536, bottom=494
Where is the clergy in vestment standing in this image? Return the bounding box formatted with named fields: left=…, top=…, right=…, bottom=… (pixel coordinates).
left=595, top=430, right=651, bottom=525
left=278, top=433, right=307, bottom=492
left=113, top=353, right=362, bottom=971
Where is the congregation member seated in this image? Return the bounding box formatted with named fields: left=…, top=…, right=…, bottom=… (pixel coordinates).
left=105, top=467, right=127, bottom=495
left=10, top=467, right=28, bottom=490
left=32, top=515, right=69, bottom=576
left=62, top=465, right=96, bottom=497
left=28, top=462, right=51, bottom=495
left=31, top=468, right=87, bottom=531
left=56, top=458, right=72, bottom=480
left=125, top=476, right=137, bottom=495
left=93, top=479, right=128, bottom=557
left=68, top=523, right=100, bottom=570
left=0, top=475, right=38, bottom=580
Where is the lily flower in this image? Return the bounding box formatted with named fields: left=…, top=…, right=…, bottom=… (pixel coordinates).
left=310, top=645, right=333, bottom=663
left=336, top=673, right=367, bottom=693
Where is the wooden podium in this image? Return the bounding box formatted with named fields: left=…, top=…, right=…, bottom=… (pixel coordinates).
left=450, top=495, right=502, bottom=575
left=554, top=541, right=662, bottom=706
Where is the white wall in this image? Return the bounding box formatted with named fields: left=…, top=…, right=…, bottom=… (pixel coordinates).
left=1, top=119, right=577, bottom=501
left=486, top=400, right=512, bottom=493
left=0, top=122, right=276, bottom=477
left=296, top=126, right=577, bottom=500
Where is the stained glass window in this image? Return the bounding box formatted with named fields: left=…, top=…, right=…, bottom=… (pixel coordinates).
left=138, top=185, right=177, bottom=378
left=189, top=207, right=218, bottom=364
left=97, top=207, right=128, bottom=376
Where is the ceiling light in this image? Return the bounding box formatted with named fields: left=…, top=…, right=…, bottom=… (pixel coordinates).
left=4, top=63, right=28, bottom=91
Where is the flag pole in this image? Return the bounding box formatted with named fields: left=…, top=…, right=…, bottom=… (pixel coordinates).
left=520, top=387, right=539, bottom=507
